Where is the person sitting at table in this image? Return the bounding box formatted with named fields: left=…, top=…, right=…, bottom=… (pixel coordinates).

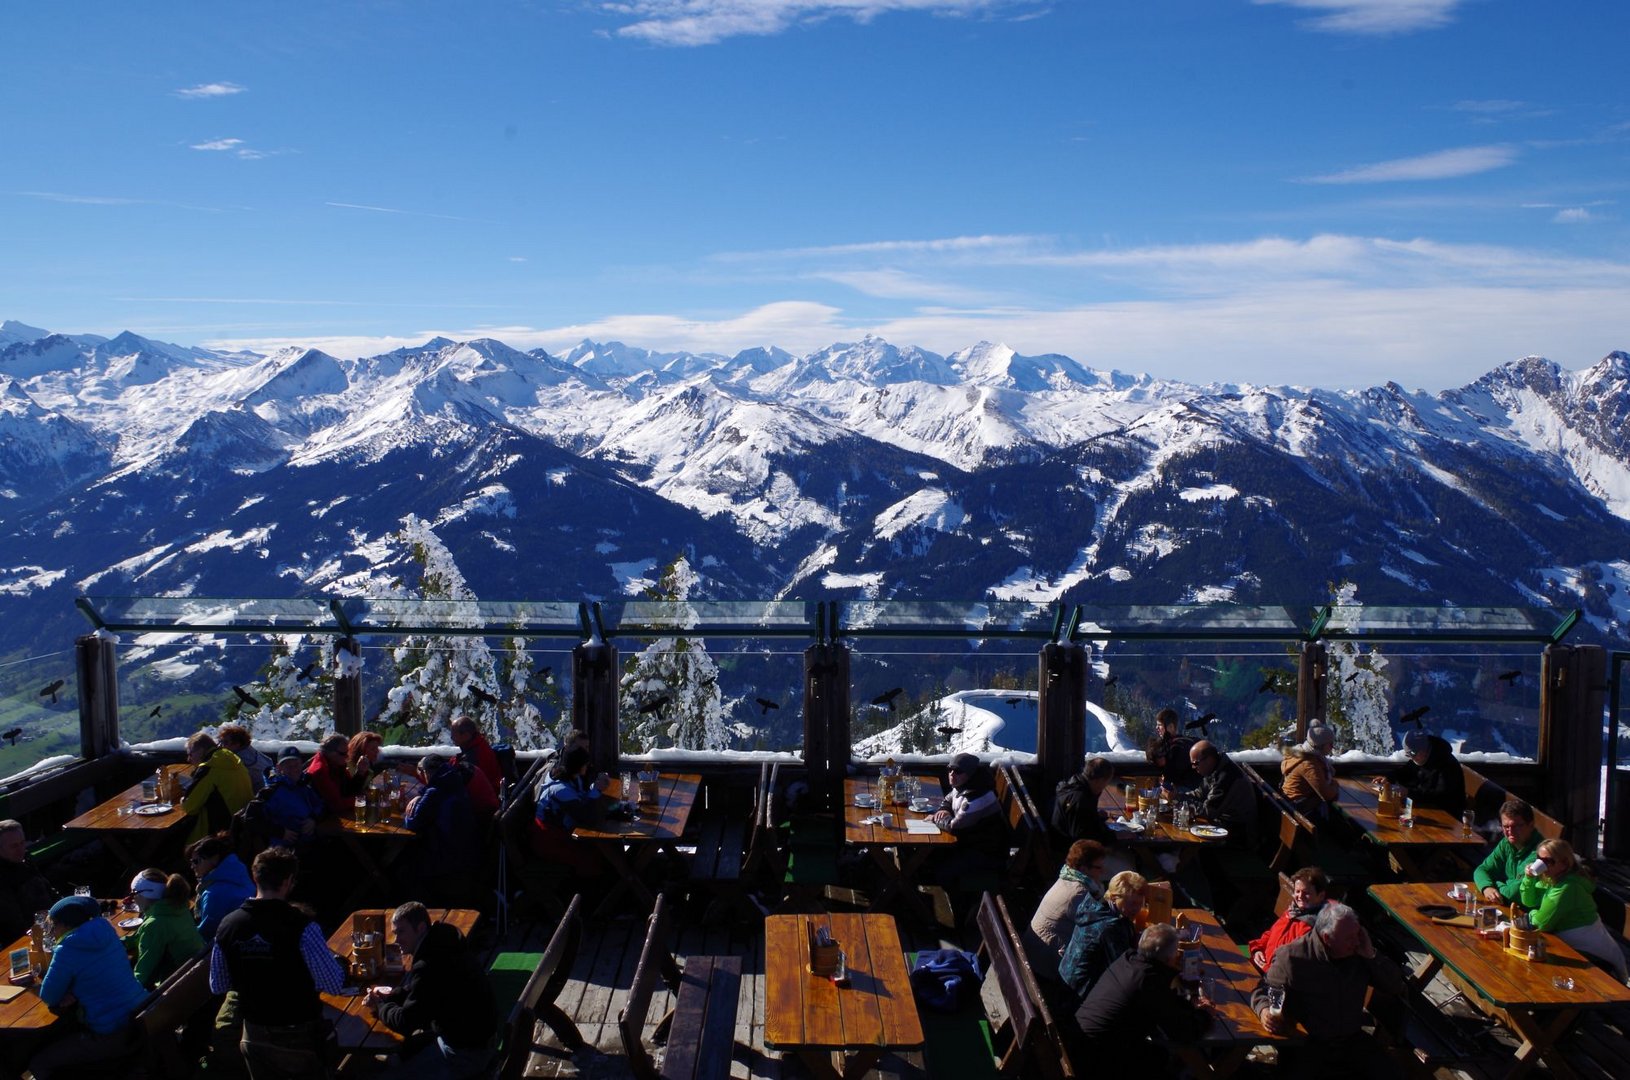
left=1050, top=756, right=1116, bottom=845
left=1252, top=903, right=1407, bottom=1080
left=0, top=818, right=56, bottom=942
left=450, top=715, right=504, bottom=794
left=1249, top=866, right=1329, bottom=972
left=1391, top=729, right=1465, bottom=814
left=127, top=868, right=206, bottom=988
left=403, top=754, right=483, bottom=906
left=1190, top=740, right=1255, bottom=842
left=29, top=894, right=148, bottom=1080
left=530, top=746, right=612, bottom=876
left=347, top=729, right=385, bottom=786
left=209, top=847, right=346, bottom=1080
left=1024, top=839, right=1109, bottom=981
left=252, top=747, right=325, bottom=847
left=1072, top=922, right=1210, bottom=1073
left=929, top=752, right=1008, bottom=873
left=1474, top=797, right=1543, bottom=904
left=1518, top=839, right=1628, bottom=981
left=1060, top=869, right=1147, bottom=1001
left=218, top=723, right=276, bottom=794
left=188, top=834, right=255, bottom=941
left=1280, top=722, right=1339, bottom=819
left=181, top=731, right=254, bottom=845
left=364, top=901, right=498, bottom=1079
left=1150, top=707, right=1201, bottom=790
left=305, top=733, right=357, bottom=815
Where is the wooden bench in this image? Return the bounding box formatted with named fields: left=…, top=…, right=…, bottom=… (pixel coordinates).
left=1462, top=764, right=1565, bottom=839
left=970, top=891, right=1076, bottom=1079
left=620, top=892, right=742, bottom=1080
left=133, top=950, right=214, bottom=1078
left=689, top=762, right=778, bottom=920
left=495, top=893, right=588, bottom=1080
left=995, top=764, right=1050, bottom=893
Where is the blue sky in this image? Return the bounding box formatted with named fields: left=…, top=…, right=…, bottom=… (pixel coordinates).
left=4, top=0, right=1627, bottom=388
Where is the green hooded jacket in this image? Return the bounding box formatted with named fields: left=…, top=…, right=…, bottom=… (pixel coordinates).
left=1472, top=830, right=1542, bottom=902
left=130, top=896, right=206, bottom=988
left=1518, top=868, right=1599, bottom=933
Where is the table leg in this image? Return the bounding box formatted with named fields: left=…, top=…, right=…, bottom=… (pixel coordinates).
left=1499, top=1007, right=1579, bottom=1080
left=794, top=1048, right=884, bottom=1080
left=862, top=845, right=935, bottom=926
left=588, top=841, right=658, bottom=920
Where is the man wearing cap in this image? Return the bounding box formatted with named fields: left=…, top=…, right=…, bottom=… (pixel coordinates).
left=253, top=747, right=326, bottom=847
left=29, top=895, right=147, bottom=1080
left=928, top=753, right=1008, bottom=882
left=1281, top=723, right=1339, bottom=819
left=1393, top=730, right=1465, bottom=813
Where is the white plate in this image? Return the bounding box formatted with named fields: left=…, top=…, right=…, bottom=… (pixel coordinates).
left=910, top=799, right=935, bottom=812
left=1190, top=825, right=1228, bottom=839
left=117, top=916, right=142, bottom=929
left=134, top=803, right=174, bottom=816
left=1108, top=819, right=1145, bottom=834
left=1446, top=888, right=1471, bottom=902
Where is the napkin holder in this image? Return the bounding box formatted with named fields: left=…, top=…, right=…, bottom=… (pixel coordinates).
left=1144, top=880, right=1173, bottom=926
left=807, top=923, right=841, bottom=977
left=160, top=764, right=190, bottom=803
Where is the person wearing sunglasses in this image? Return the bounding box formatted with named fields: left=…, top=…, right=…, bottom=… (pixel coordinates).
left=1519, top=839, right=1627, bottom=982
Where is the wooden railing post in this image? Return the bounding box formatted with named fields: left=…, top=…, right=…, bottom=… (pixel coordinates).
left=803, top=642, right=850, bottom=812
left=1037, top=642, right=1085, bottom=799
left=74, top=632, right=119, bottom=760
left=333, top=637, right=363, bottom=736
left=1296, top=641, right=1327, bottom=740
left=1541, top=644, right=1607, bottom=855
left=573, top=642, right=620, bottom=776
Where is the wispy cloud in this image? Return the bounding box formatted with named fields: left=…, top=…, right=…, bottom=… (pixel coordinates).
left=812, top=268, right=997, bottom=304
left=1552, top=208, right=1594, bottom=224
left=601, top=0, right=1042, bottom=47
left=324, top=201, right=493, bottom=224
left=1253, top=0, right=1463, bottom=35
left=175, top=82, right=246, bottom=99
left=18, top=190, right=144, bottom=206
left=190, top=138, right=244, bottom=152
left=1304, top=144, right=1518, bottom=184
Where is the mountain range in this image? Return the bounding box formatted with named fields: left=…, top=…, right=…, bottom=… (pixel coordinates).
left=2, top=317, right=1628, bottom=671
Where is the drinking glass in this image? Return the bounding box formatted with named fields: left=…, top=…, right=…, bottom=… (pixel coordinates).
left=74, top=885, right=91, bottom=898
left=353, top=795, right=367, bottom=824
left=1461, top=810, right=1476, bottom=837
left=1265, top=986, right=1285, bottom=1018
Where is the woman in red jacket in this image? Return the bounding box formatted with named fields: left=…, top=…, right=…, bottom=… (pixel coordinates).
left=1249, top=866, right=1329, bottom=971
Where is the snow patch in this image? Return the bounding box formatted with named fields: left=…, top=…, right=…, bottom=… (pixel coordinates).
left=873, top=488, right=965, bottom=541
left=0, top=565, right=67, bottom=595
left=611, top=559, right=659, bottom=595
left=1177, top=483, right=1239, bottom=502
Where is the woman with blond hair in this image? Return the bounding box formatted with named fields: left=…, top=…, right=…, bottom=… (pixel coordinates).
left=1059, top=869, right=1147, bottom=1001
left=1519, top=839, right=1627, bottom=981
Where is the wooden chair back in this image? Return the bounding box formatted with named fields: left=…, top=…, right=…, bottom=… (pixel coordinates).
left=975, top=892, right=1076, bottom=1080
left=133, top=951, right=213, bottom=1078
left=497, top=894, right=586, bottom=1080
left=620, top=892, right=683, bottom=1080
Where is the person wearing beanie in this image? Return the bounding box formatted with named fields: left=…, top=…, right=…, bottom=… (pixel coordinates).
left=1393, top=730, right=1465, bottom=813
left=30, top=895, right=147, bottom=1079
left=126, top=868, right=205, bottom=988
left=926, top=753, right=1008, bottom=888
left=1280, top=723, right=1339, bottom=819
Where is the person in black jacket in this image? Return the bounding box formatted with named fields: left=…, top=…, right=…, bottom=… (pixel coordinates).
left=1073, top=922, right=1211, bottom=1073
left=0, top=819, right=55, bottom=943
left=403, top=754, right=482, bottom=906
left=1392, top=730, right=1466, bottom=813
left=365, top=902, right=497, bottom=1079
left=1149, top=708, right=1201, bottom=790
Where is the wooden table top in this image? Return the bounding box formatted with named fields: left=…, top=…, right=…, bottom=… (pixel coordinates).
left=1175, top=907, right=1303, bottom=1046
left=1097, top=785, right=1227, bottom=845
left=321, top=907, right=481, bottom=1050
left=0, top=910, right=144, bottom=1032
left=572, top=772, right=700, bottom=844
left=1337, top=778, right=1479, bottom=847
left=1369, top=882, right=1630, bottom=1011
left=63, top=782, right=188, bottom=833
left=329, top=814, right=415, bottom=840
left=763, top=912, right=923, bottom=1055
left=842, top=778, right=956, bottom=847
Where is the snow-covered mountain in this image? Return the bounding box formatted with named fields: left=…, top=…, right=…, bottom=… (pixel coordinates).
left=2, top=321, right=1629, bottom=667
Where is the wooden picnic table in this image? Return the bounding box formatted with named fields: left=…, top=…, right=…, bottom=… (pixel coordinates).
left=62, top=781, right=191, bottom=867
left=319, top=811, right=417, bottom=911
left=1370, top=881, right=1630, bottom=1079
left=840, top=777, right=955, bottom=925
left=320, top=907, right=481, bottom=1055
left=572, top=773, right=701, bottom=919
left=1097, top=783, right=1230, bottom=846
left=1167, top=906, right=1304, bottom=1079
left=763, top=912, right=923, bottom=1080
left=1337, top=777, right=1484, bottom=877
left=0, top=907, right=144, bottom=1034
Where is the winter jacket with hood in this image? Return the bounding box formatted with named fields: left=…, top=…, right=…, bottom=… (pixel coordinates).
left=40, top=916, right=147, bottom=1035
left=1393, top=735, right=1466, bottom=813
left=180, top=747, right=253, bottom=845
left=131, top=896, right=205, bottom=988
left=196, top=852, right=254, bottom=941
left=1280, top=744, right=1337, bottom=815
left=1059, top=894, right=1137, bottom=999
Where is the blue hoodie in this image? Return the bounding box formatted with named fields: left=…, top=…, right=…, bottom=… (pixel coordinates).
left=39, top=917, right=147, bottom=1035
left=260, top=773, right=326, bottom=840
left=405, top=762, right=480, bottom=875
left=196, top=853, right=255, bottom=941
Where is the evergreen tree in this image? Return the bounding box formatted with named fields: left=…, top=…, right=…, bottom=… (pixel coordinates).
left=1323, top=582, right=1394, bottom=755
left=618, top=554, right=735, bottom=753
left=231, top=636, right=335, bottom=741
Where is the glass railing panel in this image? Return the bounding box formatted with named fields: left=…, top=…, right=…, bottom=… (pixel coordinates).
left=615, top=635, right=806, bottom=755
left=1324, top=605, right=1556, bottom=640
left=839, top=600, right=1056, bottom=636
left=1073, top=604, right=1309, bottom=638
left=86, top=596, right=336, bottom=631
left=0, top=647, right=84, bottom=780
left=601, top=600, right=815, bottom=636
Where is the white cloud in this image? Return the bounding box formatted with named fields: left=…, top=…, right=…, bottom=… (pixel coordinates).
left=812, top=268, right=996, bottom=304
left=176, top=82, right=246, bottom=99
left=19, top=191, right=144, bottom=206
left=1254, top=0, right=1463, bottom=35
left=1552, top=208, right=1593, bottom=224
left=190, top=138, right=244, bottom=152
left=602, top=0, right=1039, bottom=46
left=1305, top=144, right=1518, bottom=183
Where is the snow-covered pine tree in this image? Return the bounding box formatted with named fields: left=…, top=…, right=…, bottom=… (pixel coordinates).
left=618, top=554, right=734, bottom=753
left=497, top=634, right=553, bottom=750
left=373, top=516, right=503, bottom=746
left=1323, top=581, right=1394, bottom=755
left=229, top=635, right=336, bottom=741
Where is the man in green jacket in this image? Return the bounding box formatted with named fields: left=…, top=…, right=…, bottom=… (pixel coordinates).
left=1474, top=797, right=1542, bottom=904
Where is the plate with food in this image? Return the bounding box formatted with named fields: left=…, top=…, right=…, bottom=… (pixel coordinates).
left=1189, top=824, right=1229, bottom=839
left=134, top=803, right=174, bottom=816
left=117, top=916, right=143, bottom=929
left=1107, top=819, right=1146, bottom=834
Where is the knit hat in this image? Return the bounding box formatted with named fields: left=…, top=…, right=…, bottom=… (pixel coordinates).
left=1306, top=723, right=1335, bottom=749
left=47, top=894, right=100, bottom=928
left=1404, top=729, right=1432, bottom=753
left=130, top=873, right=166, bottom=901
left=949, top=752, right=981, bottom=773
left=277, top=745, right=303, bottom=762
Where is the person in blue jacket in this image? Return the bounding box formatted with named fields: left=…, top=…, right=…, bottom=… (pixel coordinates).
left=187, top=835, right=254, bottom=941
left=530, top=746, right=612, bottom=875
left=257, top=747, right=326, bottom=846
left=30, top=895, right=147, bottom=1080
left=404, top=754, right=482, bottom=905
